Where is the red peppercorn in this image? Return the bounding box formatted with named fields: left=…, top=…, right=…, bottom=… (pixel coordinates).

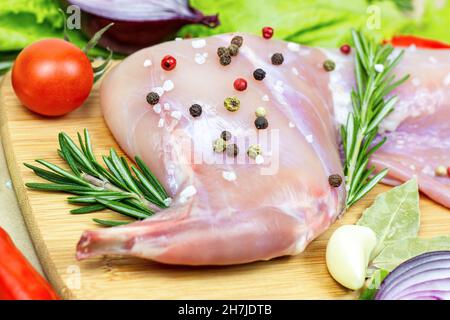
left=340, top=44, right=351, bottom=55
left=262, top=26, right=274, bottom=39
left=161, top=55, right=177, bottom=71
left=233, top=78, right=247, bottom=91
left=447, top=167, right=450, bottom=177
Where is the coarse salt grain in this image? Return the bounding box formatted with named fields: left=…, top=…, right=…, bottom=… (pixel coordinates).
left=153, top=103, right=161, bottom=114
left=179, top=185, right=197, bottom=203
left=287, top=42, right=300, bottom=52
left=262, top=95, right=270, bottom=102
left=163, top=80, right=174, bottom=92
left=164, top=103, right=171, bottom=110
left=374, top=64, right=385, bottom=73
left=255, top=155, right=264, bottom=165
left=152, top=87, right=165, bottom=96
left=5, top=180, right=12, bottom=189
left=305, top=134, right=314, bottom=143
left=192, top=39, right=206, bottom=48
left=412, top=77, right=421, bottom=86
left=274, top=80, right=284, bottom=93
left=143, top=59, right=152, bottom=67
left=444, top=73, right=450, bottom=86
left=222, top=171, right=237, bottom=181
left=195, top=53, right=206, bottom=64
left=289, top=122, right=295, bottom=128
left=292, top=67, right=299, bottom=75
left=158, top=118, right=165, bottom=127
left=171, top=110, right=182, bottom=120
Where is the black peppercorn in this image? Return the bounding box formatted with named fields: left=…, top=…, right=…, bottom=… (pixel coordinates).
left=219, top=54, right=232, bottom=66
left=253, top=68, right=266, bottom=81
left=323, top=60, right=336, bottom=72
left=217, top=46, right=228, bottom=57
left=271, top=53, right=284, bottom=65
left=231, top=35, right=243, bottom=47
left=328, top=174, right=342, bottom=187
left=189, top=104, right=202, bottom=117
left=221, top=131, right=232, bottom=141
left=226, top=144, right=239, bottom=157
left=228, top=44, right=239, bottom=56
left=255, top=116, right=269, bottom=129
left=146, top=92, right=160, bottom=105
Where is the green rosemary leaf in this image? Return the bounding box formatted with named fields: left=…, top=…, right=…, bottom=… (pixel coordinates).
left=60, top=132, right=98, bottom=176
left=122, top=198, right=153, bottom=215
left=349, top=169, right=388, bottom=207
left=68, top=194, right=133, bottom=204
left=109, top=149, right=141, bottom=195
left=92, top=218, right=130, bottom=227
left=26, top=130, right=171, bottom=226
left=343, top=30, right=408, bottom=209
left=131, top=165, right=165, bottom=204
left=96, top=198, right=150, bottom=219
left=24, top=163, right=73, bottom=185
left=83, top=129, right=97, bottom=163
left=135, top=156, right=169, bottom=198
left=102, top=155, right=127, bottom=189
left=59, top=133, right=81, bottom=177
left=77, top=132, right=88, bottom=159
left=35, top=159, right=90, bottom=187
left=26, top=183, right=92, bottom=193
left=71, top=204, right=106, bottom=214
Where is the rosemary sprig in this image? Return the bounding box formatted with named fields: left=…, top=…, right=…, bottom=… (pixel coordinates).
left=342, top=30, right=409, bottom=209
left=25, top=129, right=171, bottom=226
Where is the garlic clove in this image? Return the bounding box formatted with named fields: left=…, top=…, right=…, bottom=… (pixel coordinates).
left=326, top=225, right=377, bottom=290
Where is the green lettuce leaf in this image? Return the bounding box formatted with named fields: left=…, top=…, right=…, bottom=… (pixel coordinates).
left=179, top=0, right=450, bottom=46
left=0, top=0, right=109, bottom=57
left=357, top=178, right=420, bottom=259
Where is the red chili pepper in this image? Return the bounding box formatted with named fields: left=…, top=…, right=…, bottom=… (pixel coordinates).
left=0, top=227, right=59, bottom=300
left=385, top=35, right=450, bottom=49
left=262, top=26, right=274, bottom=39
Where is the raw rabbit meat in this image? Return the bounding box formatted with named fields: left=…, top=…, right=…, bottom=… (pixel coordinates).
left=77, top=33, right=450, bottom=265
left=328, top=47, right=450, bottom=208
left=77, top=34, right=346, bottom=265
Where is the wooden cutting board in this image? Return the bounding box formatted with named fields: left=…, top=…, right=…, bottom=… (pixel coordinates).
left=1, top=69, right=449, bottom=300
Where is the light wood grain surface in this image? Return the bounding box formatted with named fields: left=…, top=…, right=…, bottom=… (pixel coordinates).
left=1, top=70, right=449, bottom=300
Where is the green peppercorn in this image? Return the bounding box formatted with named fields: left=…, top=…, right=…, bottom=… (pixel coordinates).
left=226, top=144, right=239, bottom=157
left=231, top=35, right=243, bottom=47
left=271, top=53, right=284, bottom=65
left=228, top=44, right=239, bottom=56
left=323, top=59, right=336, bottom=72
left=328, top=174, right=342, bottom=187
left=219, top=54, right=232, bottom=66
left=255, top=116, right=269, bottom=129
left=213, top=138, right=226, bottom=153
left=247, top=144, right=262, bottom=159
left=189, top=104, right=202, bottom=117
left=221, top=131, right=232, bottom=141
left=217, top=46, right=228, bottom=57
left=253, top=68, right=266, bottom=81
left=224, top=97, right=240, bottom=112
left=146, top=92, right=160, bottom=105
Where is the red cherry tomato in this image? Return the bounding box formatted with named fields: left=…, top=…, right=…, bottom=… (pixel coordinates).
left=12, top=39, right=94, bottom=117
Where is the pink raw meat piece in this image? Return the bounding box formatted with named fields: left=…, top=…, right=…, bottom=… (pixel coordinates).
left=77, top=33, right=345, bottom=265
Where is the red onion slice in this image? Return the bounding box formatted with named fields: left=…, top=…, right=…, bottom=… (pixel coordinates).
left=63, top=0, right=219, bottom=54
left=375, top=251, right=450, bottom=300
